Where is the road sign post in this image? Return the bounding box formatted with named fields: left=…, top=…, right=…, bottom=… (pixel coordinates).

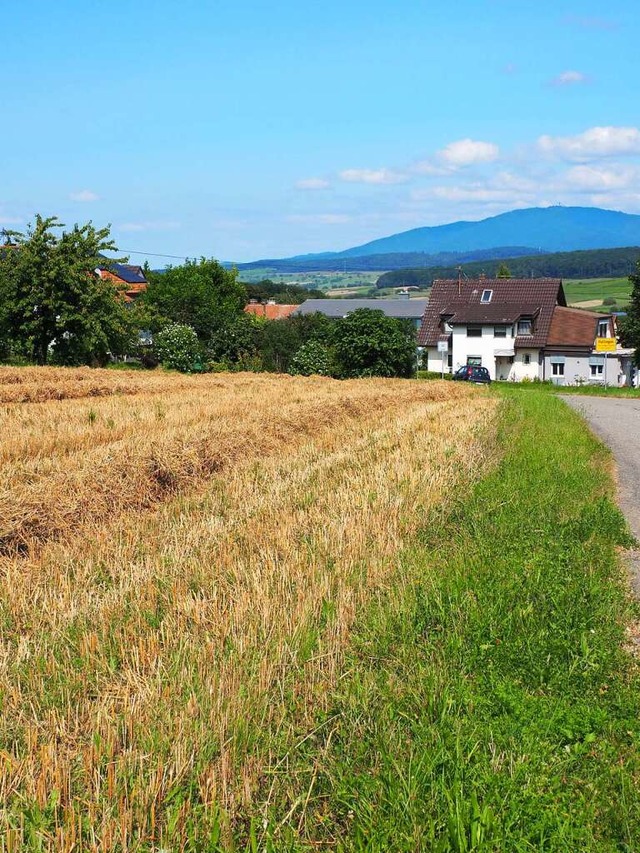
left=595, top=338, right=616, bottom=388
left=437, top=340, right=448, bottom=379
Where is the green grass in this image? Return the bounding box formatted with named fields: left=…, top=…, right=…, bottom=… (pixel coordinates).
left=564, top=277, right=631, bottom=310
left=507, top=381, right=640, bottom=399
left=554, top=384, right=640, bottom=398
left=249, top=387, right=640, bottom=851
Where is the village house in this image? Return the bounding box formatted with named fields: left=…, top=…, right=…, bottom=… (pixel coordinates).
left=96, top=263, right=148, bottom=302
left=243, top=300, right=297, bottom=320
left=418, top=277, right=635, bottom=386
left=292, top=296, right=429, bottom=330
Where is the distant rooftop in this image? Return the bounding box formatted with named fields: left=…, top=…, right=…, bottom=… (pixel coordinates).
left=244, top=302, right=297, bottom=320
left=292, top=298, right=428, bottom=320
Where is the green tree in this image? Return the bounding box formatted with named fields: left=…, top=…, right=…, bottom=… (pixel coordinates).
left=619, top=261, right=640, bottom=366
left=291, top=340, right=333, bottom=376
left=207, top=313, right=262, bottom=368
left=496, top=263, right=512, bottom=278
left=153, top=324, right=202, bottom=372
left=260, top=313, right=332, bottom=373
left=142, top=259, right=246, bottom=340
left=242, top=279, right=326, bottom=304
left=332, top=309, right=416, bottom=378
left=0, top=215, right=133, bottom=365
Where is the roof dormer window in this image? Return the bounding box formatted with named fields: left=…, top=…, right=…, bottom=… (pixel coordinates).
left=517, top=318, right=533, bottom=336
left=480, top=289, right=493, bottom=303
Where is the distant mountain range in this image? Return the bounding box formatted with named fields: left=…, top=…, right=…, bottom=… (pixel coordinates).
left=233, top=206, right=640, bottom=273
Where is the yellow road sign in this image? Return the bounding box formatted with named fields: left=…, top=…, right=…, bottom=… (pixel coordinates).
left=595, top=337, right=616, bottom=353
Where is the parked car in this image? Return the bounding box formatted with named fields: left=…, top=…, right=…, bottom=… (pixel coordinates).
left=452, top=365, right=491, bottom=384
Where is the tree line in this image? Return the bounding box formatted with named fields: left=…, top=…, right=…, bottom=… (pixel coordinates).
left=0, top=216, right=416, bottom=378
left=376, top=246, right=640, bottom=289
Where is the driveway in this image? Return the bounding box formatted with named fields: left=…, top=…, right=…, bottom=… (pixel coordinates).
left=561, top=395, right=640, bottom=593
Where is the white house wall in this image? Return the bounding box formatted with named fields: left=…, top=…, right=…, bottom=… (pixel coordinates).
left=427, top=325, right=542, bottom=381
left=544, top=354, right=627, bottom=386
left=510, top=349, right=541, bottom=381
left=450, top=326, right=502, bottom=378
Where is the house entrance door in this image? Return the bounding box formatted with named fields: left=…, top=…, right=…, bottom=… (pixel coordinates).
left=495, top=356, right=512, bottom=381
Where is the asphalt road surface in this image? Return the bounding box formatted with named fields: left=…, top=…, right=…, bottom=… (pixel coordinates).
left=562, top=395, right=640, bottom=593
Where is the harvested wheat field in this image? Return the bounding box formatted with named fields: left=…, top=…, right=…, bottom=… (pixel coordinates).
left=0, top=368, right=497, bottom=851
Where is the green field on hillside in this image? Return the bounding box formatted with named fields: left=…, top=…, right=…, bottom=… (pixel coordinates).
left=236, top=268, right=383, bottom=289
left=562, top=278, right=631, bottom=310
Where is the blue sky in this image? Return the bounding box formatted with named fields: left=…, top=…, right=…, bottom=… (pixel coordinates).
left=2, top=0, right=639, bottom=261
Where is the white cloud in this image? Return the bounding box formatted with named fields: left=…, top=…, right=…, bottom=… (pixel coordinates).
left=561, top=164, right=640, bottom=192
left=69, top=189, right=100, bottom=202
left=413, top=160, right=450, bottom=176
left=436, top=139, right=500, bottom=168
left=409, top=170, right=540, bottom=208
left=425, top=185, right=524, bottom=204
left=538, top=126, right=640, bottom=161
left=338, top=168, right=407, bottom=185
left=0, top=216, right=22, bottom=225
left=295, top=177, right=331, bottom=190
left=549, top=70, right=589, bottom=87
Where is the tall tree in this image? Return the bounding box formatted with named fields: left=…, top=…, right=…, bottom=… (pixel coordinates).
left=496, top=263, right=512, bottom=278
left=332, top=308, right=416, bottom=378
left=142, top=259, right=246, bottom=340
left=619, top=261, right=640, bottom=366
left=0, top=216, right=133, bottom=365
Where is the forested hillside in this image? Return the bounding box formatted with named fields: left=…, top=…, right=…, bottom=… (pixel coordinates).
left=376, top=246, right=640, bottom=289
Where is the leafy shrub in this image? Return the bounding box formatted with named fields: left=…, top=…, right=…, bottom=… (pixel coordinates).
left=291, top=340, right=333, bottom=376
left=603, top=297, right=617, bottom=306
left=153, top=324, right=201, bottom=372
left=332, top=309, right=416, bottom=379
left=207, top=314, right=261, bottom=367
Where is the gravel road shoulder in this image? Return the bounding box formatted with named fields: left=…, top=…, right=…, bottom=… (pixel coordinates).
left=561, top=395, right=640, bottom=596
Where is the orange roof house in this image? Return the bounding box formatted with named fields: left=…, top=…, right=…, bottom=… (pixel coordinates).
left=244, top=301, right=297, bottom=320
left=97, top=263, right=148, bottom=302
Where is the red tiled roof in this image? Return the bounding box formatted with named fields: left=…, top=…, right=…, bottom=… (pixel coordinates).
left=418, top=278, right=565, bottom=348
left=244, top=303, right=298, bottom=320
left=546, top=306, right=610, bottom=348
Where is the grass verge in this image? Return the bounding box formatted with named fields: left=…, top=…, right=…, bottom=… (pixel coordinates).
left=256, top=387, right=640, bottom=851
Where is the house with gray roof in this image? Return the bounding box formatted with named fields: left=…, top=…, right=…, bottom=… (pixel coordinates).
left=291, top=297, right=429, bottom=329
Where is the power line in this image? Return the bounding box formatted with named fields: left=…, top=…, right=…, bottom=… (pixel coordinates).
left=117, top=249, right=195, bottom=261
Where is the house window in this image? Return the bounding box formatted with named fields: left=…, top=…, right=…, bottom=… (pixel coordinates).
left=467, top=356, right=482, bottom=366
left=494, top=325, right=507, bottom=338
left=552, top=362, right=565, bottom=376
left=590, top=364, right=604, bottom=377
left=597, top=320, right=609, bottom=338
left=467, top=325, right=482, bottom=338
left=523, top=354, right=531, bottom=365
left=447, top=353, right=453, bottom=368
left=481, top=289, right=493, bottom=303
left=517, top=318, right=533, bottom=335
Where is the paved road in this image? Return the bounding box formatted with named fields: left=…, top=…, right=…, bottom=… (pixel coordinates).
left=561, top=395, right=640, bottom=593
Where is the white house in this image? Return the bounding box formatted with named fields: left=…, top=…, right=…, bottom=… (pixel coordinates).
left=418, top=277, right=634, bottom=385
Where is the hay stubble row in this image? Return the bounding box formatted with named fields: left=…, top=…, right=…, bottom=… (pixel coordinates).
left=0, top=369, right=497, bottom=850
